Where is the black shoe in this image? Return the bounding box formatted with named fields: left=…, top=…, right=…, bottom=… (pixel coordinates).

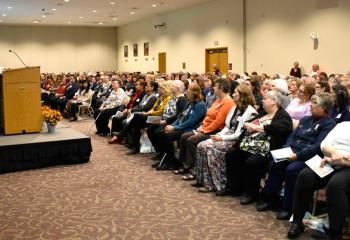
left=99, top=132, right=109, bottom=137
left=127, top=147, right=138, bottom=154
left=276, top=210, right=291, bottom=220
left=151, top=161, right=161, bottom=168
left=287, top=223, right=304, bottom=238
left=95, top=131, right=101, bottom=135
left=156, top=163, right=175, bottom=171
left=240, top=195, right=257, bottom=205
left=256, top=200, right=272, bottom=212
left=216, top=188, right=233, bottom=196
left=190, top=180, right=201, bottom=187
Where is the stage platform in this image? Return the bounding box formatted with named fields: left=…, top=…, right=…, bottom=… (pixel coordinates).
left=0, top=123, right=92, bottom=174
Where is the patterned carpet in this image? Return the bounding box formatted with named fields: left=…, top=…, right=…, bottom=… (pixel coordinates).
left=0, top=119, right=311, bottom=240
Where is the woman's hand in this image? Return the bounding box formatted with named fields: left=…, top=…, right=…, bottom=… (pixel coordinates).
left=211, top=135, right=222, bottom=141
left=164, top=125, right=174, bottom=133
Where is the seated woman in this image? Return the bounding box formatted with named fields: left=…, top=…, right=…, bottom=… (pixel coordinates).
left=193, top=84, right=257, bottom=193
left=329, top=84, right=350, bottom=123
left=257, top=93, right=336, bottom=220
left=147, top=80, right=188, bottom=165
left=126, top=81, right=172, bottom=154
left=286, top=83, right=315, bottom=128
left=288, top=121, right=350, bottom=239
left=109, top=80, right=158, bottom=144
left=179, top=78, right=234, bottom=180
left=287, top=78, right=301, bottom=100
left=108, top=80, right=147, bottom=142
left=315, top=80, right=330, bottom=94
left=66, top=80, right=93, bottom=121
left=224, top=90, right=293, bottom=203
left=49, top=76, right=68, bottom=110
left=94, top=79, right=127, bottom=136
left=150, top=84, right=206, bottom=170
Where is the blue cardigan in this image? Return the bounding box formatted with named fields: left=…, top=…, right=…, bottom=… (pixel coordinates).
left=283, top=115, right=336, bottom=161
left=172, top=101, right=206, bottom=132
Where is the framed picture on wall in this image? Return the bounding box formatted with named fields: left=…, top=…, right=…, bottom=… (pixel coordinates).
left=133, top=44, right=138, bottom=57
left=144, top=42, right=149, bottom=56
left=124, top=45, right=128, bottom=58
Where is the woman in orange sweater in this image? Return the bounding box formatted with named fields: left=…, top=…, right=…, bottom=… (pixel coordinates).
left=179, top=78, right=234, bottom=179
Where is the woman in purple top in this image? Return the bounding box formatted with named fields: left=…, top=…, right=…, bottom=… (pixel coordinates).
left=286, top=83, right=315, bottom=127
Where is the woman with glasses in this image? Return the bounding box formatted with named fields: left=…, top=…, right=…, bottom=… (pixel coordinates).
left=286, top=83, right=315, bottom=128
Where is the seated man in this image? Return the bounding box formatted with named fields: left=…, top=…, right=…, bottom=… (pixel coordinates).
left=288, top=121, right=350, bottom=239
left=257, top=93, right=336, bottom=220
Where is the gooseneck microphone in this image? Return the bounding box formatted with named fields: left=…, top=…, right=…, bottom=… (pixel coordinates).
left=9, top=49, right=27, bottom=67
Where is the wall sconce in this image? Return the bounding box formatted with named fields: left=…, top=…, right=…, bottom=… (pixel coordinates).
left=310, top=32, right=319, bottom=50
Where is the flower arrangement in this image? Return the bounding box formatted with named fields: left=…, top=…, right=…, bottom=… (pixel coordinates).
left=42, top=106, right=62, bottom=126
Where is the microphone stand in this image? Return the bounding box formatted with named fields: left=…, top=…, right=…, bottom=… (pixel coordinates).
left=9, top=50, right=27, bottom=67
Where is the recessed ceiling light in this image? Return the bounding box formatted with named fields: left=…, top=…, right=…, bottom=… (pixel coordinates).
left=2, top=14, right=7, bottom=17
left=79, top=16, right=83, bottom=19
left=113, top=17, right=118, bottom=21
left=52, top=8, right=57, bottom=11
left=92, top=10, right=97, bottom=13
left=0, top=20, right=3, bottom=23
left=42, top=15, right=47, bottom=18
left=98, top=22, right=103, bottom=25
left=34, top=20, right=39, bottom=23
left=67, top=21, right=72, bottom=24
left=130, top=11, right=135, bottom=15
left=110, top=2, right=116, bottom=5
left=7, top=6, right=13, bottom=9
left=64, top=0, right=70, bottom=2
left=152, top=4, right=157, bottom=7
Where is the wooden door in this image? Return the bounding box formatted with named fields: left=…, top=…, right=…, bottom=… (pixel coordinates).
left=205, top=48, right=228, bottom=75
left=158, top=52, right=166, bottom=74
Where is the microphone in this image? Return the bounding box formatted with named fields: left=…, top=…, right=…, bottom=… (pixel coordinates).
left=9, top=49, right=27, bottom=67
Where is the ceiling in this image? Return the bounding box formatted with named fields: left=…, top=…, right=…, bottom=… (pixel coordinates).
left=0, top=0, right=212, bottom=27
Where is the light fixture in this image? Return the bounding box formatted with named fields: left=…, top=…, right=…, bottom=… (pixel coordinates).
left=110, top=2, right=116, bottom=5
left=2, top=14, right=7, bottom=17
left=98, top=22, right=103, bottom=25
left=64, top=0, right=70, bottom=2
left=79, top=16, right=83, bottom=19
left=42, top=15, right=47, bottom=18
left=152, top=4, right=157, bottom=7
left=34, top=20, right=39, bottom=23
left=67, top=21, right=72, bottom=24
left=113, top=17, right=118, bottom=21
left=52, top=8, right=57, bottom=11
left=130, top=11, right=135, bottom=15
left=0, top=20, right=3, bottom=23
left=7, top=6, right=13, bottom=9
left=92, top=10, right=97, bottom=13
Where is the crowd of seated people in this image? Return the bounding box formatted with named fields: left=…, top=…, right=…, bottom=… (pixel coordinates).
left=38, top=64, right=350, bottom=239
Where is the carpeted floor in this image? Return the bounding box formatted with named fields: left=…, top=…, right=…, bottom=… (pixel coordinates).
left=0, top=119, right=311, bottom=240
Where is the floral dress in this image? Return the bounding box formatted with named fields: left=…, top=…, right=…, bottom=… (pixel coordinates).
left=195, top=111, right=240, bottom=191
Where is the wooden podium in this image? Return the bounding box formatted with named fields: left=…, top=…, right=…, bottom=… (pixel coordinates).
left=0, top=67, right=42, bottom=135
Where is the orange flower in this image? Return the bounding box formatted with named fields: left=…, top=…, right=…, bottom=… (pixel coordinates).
left=42, top=106, right=62, bottom=126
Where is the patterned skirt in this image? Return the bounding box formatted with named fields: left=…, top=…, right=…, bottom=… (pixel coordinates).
left=195, top=138, right=236, bottom=191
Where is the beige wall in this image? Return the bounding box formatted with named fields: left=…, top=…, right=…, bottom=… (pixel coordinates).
left=246, top=0, right=350, bottom=75
left=117, top=0, right=244, bottom=73
left=117, top=0, right=350, bottom=75
left=0, top=25, right=118, bottom=73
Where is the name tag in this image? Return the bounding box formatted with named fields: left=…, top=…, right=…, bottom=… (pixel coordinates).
left=136, top=99, right=140, bottom=102
left=314, top=124, right=320, bottom=130
left=336, top=114, right=342, bottom=119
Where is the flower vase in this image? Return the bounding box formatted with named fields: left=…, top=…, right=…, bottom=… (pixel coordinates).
left=46, top=122, right=55, bottom=133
